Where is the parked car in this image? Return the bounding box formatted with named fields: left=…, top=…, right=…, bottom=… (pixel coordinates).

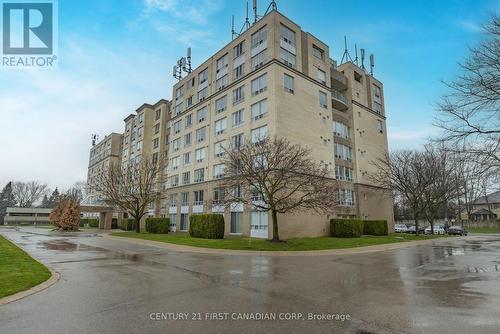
left=447, top=226, right=468, bottom=236
left=424, top=225, right=446, bottom=235
left=407, top=225, right=426, bottom=234
left=394, top=224, right=408, bottom=233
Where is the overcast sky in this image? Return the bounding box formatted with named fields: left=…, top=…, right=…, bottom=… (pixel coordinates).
left=0, top=0, right=498, bottom=191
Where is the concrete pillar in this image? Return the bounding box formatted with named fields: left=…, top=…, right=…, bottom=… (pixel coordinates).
left=99, top=212, right=106, bottom=229
left=104, top=212, right=112, bottom=230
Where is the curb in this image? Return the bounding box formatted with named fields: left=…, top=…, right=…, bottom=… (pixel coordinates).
left=104, top=234, right=470, bottom=257
left=0, top=233, right=61, bottom=306
left=0, top=270, right=60, bottom=306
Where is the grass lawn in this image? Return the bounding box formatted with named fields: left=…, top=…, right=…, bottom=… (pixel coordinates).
left=468, top=227, right=500, bottom=234
left=111, top=231, right=447, bottom=251
left=0, top=235, right=51, bottom=298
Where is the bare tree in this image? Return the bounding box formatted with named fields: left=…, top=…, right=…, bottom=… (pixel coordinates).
left=371, top=150, right=434, bottom=235
left=66, top=181, right=88, bottom=203
left=219, top=137, right=338, bottom=242
left=12, top=181, right=49, bottom=207
left=435, top=14, right=500, bottom=174
left=93, top=158, right=161, bottom=233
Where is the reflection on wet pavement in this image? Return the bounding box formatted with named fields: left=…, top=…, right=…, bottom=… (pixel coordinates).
left=0, top=228, right=499, bottom=334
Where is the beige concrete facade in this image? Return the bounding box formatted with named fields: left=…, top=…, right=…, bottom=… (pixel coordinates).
left=85, top=10, right=394, bottom=237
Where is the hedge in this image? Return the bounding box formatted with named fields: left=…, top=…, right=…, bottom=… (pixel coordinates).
left=363, top=220, right=388, bottom=236
left=120, top=218, right=136, bottom=231
left=189, top=214, right=225, bottom=239
left=79, top=218, right=99, bottom=228
left=330, top=219, right=364, bottom=238
left=145, top=218, right=170, bottom=234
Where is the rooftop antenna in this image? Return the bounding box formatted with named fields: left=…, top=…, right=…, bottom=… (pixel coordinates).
left=263, top=0, right=277, bottom=16
left=369, top=53, right=375, bottom=76
left=231, top=15, right=236, bottom=40
left=91, top=134, right=99, bottom=146
left=253, top=0, right=258, bottom=24
left=340, top=36, right=353, bottom=64
left=360, top=48, right=366, bottom=72
left=354, top=44, right=359, bottom=66
left=173, top=64, right=182, bottom=81
left=245, top=1, right=251, bottom=29
left=184, top=48, right=192, bottom=73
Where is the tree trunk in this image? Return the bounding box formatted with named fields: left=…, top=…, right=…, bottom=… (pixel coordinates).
left=135, top=216, right=141, bottom=233
left=271, top=210, right=280, bottom=242
left=414, top=214, right=419, bottom=236
left=430, top=219, right=434, bottom=235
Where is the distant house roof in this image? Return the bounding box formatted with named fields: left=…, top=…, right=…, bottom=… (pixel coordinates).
left=474, top=190, right=500, bottom=205
left=471, top=208, right=495, bottom=215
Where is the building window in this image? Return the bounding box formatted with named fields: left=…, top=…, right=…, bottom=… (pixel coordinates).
left=175, top=86, right=184, bottom=102
left=181, top=192, right=189, bottom=206
left=185, top=114, right=192, bottom=128
left=195, top=148, right=206, bottom=163
left=213, top=164, right=225, bottom=179
left=187, top=76, right=195, bottom=89
left=170, top=175, right=179, bottom=187
left=153, top=137, right=159, bottom=149
left=251, top=50, right=267, bottom=70
left=138, top=127, right=144, bottom=138
left=198, top=87, right=208, bottom=101
left=196, top=127, right=206, bottom=142
left=215, top=95, right=227, bottom=114
left=251, top=73, right=267, bottom=96
left=373, top=84, right=381, bottom=99
left=216, top=54, right=228, bottom=73
left=354, top=71, right=363, bottom=83
left=334, top=143, right=352, bottom=161
left=280, top=24, right=296, bottom=46
left=313, top=44, right=324, bottom=61
left=374, top=102, right=382, bottom=115
left=152, top=152, right=158, bottom=164
left=335, top=165, right=353, bottom=182
left=138, top=113, right=144, bottom=123
left=186, top=95, right=193, bottom=108
left=197, top=107, right=207, bottom=123
left=184, top=133, right=191, bottom=147
left=194, top=190, right=204, bottom=205
left=174, top=102, right=183, bottom=116
left=251, top=26, right=267, bottom=48
left=251, top=99, right=268, bottom=121
left=230, top=212, right=243, bottom=234
left=233, top=41, right=244, bottom=59
left=251, top=125, right=268, bottom=144
left=317, top=69, right=326, bottom=84
left=173, top=121, right=181, bottom=134
left=171, top=156, right=179, bottom=171
left=172, top=138, right=180, bottom=152
left=319, top=91, right=328, bottom=108
left=213, top=188, right=224, bottom=205
left=233, top=64, right=245, bottom=80
left=154, top=123, right=160, bottom=134
left=233, top=85, right=245, bottom=106
left=216, top=75, right=228, bottom=91
left=183, top=152, right=191, bottom=165
left=232, top=133, right=244, bottom=151
left=284, top=73, right=294, bottom=93
left=377, top=119, right=384, bottom=133
left=337, top=189, right=355, bottom=206
left=214, top=117, right=227, bottom=135
left=155, top=109, right=161, bottom=120
left=182, top=171, right=190, bottom=185
left=232, top=109, right=244, bottom=128
left=198, top=68, right=208, bottom=84
left=180, top=214, right=189, bottom=231
left=280, top=48, right=296, bottom=68
left=250, top=211, right=268, bottom=232
left=194, top=168, right=205, bottom=183
left=333, top=121, right=350, bottom=139
left=214, top=140, right=227, bottom=157
left=170, top=194, right=178, bottom=207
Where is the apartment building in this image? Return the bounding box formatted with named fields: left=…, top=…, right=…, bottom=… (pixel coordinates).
left=162, top=9, right=394, bottom=239
left=120, top=99, right=172, bottom=219
left=86, top=132, right=123, bottom=205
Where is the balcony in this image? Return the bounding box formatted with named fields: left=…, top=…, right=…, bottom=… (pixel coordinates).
left=330, top=68, right=348, bottom=91
left=331, top=89, right=348, bottom=111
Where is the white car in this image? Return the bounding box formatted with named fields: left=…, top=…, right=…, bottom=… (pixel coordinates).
left=424, top=225, right=445, bottom=235
left=394, top=224, right=408, bottom=233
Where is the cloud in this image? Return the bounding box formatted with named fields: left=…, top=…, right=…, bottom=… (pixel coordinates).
left=388, top=126, right=440, bottom=149
left=455, top=19, right=483, bottom=33
left=144, top=0, right=225, bottom=25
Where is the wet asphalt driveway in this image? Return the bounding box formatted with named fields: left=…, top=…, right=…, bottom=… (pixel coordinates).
left=0, top=228, right=499, bottom=334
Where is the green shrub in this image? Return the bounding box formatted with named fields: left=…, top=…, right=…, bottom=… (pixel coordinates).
left=145, top=218, right=170, bottom=234
left=330, top=219, right=364, bottom=238
left=363, top=220, right=388, bottom=236
left=79, top=218, right=99, bottom=228
left=120, top=218, right=136, bottom=231
left=189, top=214, right=224, bottom=239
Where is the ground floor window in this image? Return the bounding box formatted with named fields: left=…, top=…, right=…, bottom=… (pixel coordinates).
left=169, top=214, right=177, bottom=231
left=250, top=211, right=268, bottom=231
left=180, top=214, right=189, bottom=231
left=230, top=212, right=243, bottom=234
